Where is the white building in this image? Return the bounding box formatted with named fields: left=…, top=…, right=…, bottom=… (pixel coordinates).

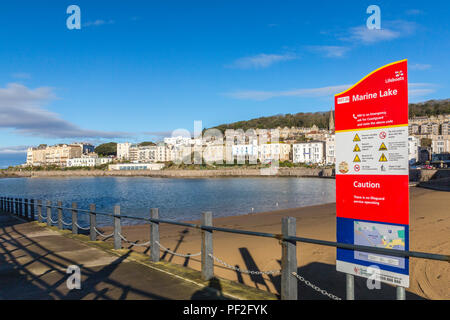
left=108, top=163, right=165, bottom=171
left=258, top=143, right=291, bottom=162
left=325, top=135, right=335, bottom=165
left=231, top=144, right=258, bottom=163
left=293, top=141, right=325, bottom=164
left=66, top=156, right=113, bottom=167
left=117, top=142, right=131, bottom=160
left=408, top=136, right=420, bottom=164
left=432, top=135, right=450, bottom=154
left=164, top=136, right=192, bottom=146
left=203, top=145, right=224, bottom=164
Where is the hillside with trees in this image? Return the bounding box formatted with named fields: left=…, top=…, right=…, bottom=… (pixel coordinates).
left=409, top=99, right=450, bottom=117
left=211, top=99, right=449, bottom=132
left=94, top=142, right=117, bottom=156
left=212, top=111, right=332, bottom=132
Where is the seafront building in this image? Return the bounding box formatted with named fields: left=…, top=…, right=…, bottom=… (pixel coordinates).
left=431, top=135, right=450, bottom=154
left=292, top=141, right=326, bottom=164
left=408, top=136, right=420, bottom=164
left=108, top=163, right=165, bottom=171
left=24, top=110, right=450, bottom=169
left=66, top=155, right=113, bottom=167
left=325, top=135, right=336, bottom=165
left=26, top=144, right=82, bottom=167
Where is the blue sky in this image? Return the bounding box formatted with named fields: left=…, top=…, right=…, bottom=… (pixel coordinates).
left=0, top=0, right=449, bottom=166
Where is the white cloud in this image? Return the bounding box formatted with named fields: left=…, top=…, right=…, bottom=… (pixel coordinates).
left=341, top=20, right=417, bottom=44
left=408, top=83, right=437, bottom=98
left=226, top=82, right=437, bottom=101
left=225, top=84, right=351, bottom=101
left=0, top=83, right=128, bottom=139
left=406, top=9, right=423, bottom=15
left=12, top=72, right=31, bottom=80
left=410, top=63, right=431, bottom=71
left=0, top=145, right=29, bottom=155
left=227, top=53, right=297, bottom=69
left=83, top=19, right=115, bottom=27
left=306, top=46, right=350, bottom=58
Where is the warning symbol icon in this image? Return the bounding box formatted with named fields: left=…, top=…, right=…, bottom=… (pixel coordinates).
left=353, top=134, right=361, bottom=142
left=353, top=144, right=361, bottom=152
left=379, top=153, right=388, bottom=162
left=379, top=142, right=387, bottom=151
left=353, top=154, right=361, bottom=162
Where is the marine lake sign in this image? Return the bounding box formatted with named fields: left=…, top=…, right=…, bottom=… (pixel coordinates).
left=335, top=59, right=410, bottom=287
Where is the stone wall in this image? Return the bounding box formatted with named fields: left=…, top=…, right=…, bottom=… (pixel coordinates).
left=1, top=167, right=335, bottom=179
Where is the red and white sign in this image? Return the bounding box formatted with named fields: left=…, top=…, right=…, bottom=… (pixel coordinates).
left=335, top=60, right=410, bottom=287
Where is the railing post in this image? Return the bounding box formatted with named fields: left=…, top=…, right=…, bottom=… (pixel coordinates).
left=150, top=208, right=160, bottom=262
left=113, top=205, right=121, bottom=249
left=57, top=201, right=63, bottom=230
left=346, top=274, right=355, bottom=300
left=72, top=202, right=78, bottom=234
left=281, top=216, right=297, bottom=300
left=37, top=200, right=42, bottom=223
left=396, top=286, right=406, bottom=300
left=30, top=199, right=35, bottom=221
left=89, top=204, right=96, bottom=241
left=46, top=201, right=52, bottom=226
left=24, top=199, right=29, bottom=220
left=19, top=198, right=23, bottom=218
left=201, top=211, right=213, bottom=281
left=8, top=197, right=11, bottom=213
left=15, top=198, right=18, bottom=216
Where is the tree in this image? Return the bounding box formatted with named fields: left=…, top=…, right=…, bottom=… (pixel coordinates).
left=94, top=142, right=117, bottom=156
left=420, top=138, right=432, bottom=148
left=139, top=141, right=156, bottom=147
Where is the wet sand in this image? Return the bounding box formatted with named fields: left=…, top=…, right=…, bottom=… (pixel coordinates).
left=104, top=187, right=449, bottom=300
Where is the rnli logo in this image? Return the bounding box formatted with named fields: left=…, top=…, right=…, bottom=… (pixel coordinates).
left=395, top=70, right=404, bottom=78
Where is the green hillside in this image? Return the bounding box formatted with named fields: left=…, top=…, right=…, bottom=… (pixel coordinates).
left=211, top=99, right=449, bottom=132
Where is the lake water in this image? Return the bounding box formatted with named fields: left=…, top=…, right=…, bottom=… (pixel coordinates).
left=0, top=177, right=335, bottom=227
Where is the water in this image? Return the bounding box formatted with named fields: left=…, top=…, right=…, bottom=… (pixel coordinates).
left=0, top=177, right=335, bottom=227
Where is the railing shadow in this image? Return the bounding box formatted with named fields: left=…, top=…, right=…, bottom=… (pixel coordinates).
left=0, top=213, right=169, bottom=300
left=190, top=277, right=232, bottom=300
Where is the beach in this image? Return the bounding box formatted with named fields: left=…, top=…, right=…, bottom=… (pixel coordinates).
left=102, top=186, right=449, bottom=300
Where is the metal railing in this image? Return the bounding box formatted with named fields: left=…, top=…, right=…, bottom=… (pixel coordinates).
left=0, top=196, right=449, bottom=300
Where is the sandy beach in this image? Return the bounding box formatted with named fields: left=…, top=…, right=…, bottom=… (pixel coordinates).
left=103, top=187, right=449, bottom=300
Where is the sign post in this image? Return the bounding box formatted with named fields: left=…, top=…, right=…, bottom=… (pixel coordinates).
left=335, top=60, right=410, bottom=288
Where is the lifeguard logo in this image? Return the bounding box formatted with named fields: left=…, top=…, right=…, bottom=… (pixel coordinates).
left=395, top=70, right=404, bottom=78
left=337, top=96, right=350, bottom=104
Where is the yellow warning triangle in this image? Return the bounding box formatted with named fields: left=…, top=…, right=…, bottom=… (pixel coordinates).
left=379, top=142, right=387, bottom=151
left=353, top=154, right=361, bottom=162
left=379, top=153, right=388, bottom=162
left=353, top=134, right=361, bottom=142
left=353, top=144, right=361, bottom=152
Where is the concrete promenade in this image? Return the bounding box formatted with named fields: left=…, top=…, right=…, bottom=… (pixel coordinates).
left=0, top=211, right=231, bottom=300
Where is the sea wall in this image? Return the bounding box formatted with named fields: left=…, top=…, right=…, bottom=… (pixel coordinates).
left=409, top=168, right=450, bottom=182
left=0, top=167, right=335, bottom=179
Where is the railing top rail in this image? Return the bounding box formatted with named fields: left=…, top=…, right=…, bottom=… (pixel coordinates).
left=2, top=196, right=449, bottom=262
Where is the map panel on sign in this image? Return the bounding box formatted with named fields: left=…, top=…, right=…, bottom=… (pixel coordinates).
left=353, top=221, right=405, bottom=268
